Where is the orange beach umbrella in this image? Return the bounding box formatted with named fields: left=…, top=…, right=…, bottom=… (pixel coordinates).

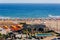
left=3, top=26, right=9, bottom=29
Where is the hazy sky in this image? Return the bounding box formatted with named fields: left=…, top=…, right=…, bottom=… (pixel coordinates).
left=0, top=0, right=60, bottom=3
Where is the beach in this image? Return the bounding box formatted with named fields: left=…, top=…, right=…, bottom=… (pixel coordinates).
left=0, top=18, right=60, bottom=33
left=0, top=4, right=60, bottom=40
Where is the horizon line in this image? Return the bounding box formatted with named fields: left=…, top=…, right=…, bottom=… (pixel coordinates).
left=0, top=3, right=60, bottom=4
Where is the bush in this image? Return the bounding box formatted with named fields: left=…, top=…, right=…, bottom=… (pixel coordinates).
left=45, top=30, right=55, bottom=33
left=57, top=34, right=60, bottom=36
left=0, top=33, right=2, bottom=36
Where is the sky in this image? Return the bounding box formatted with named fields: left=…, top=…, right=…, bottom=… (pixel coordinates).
left=0, top=0, right=60, bottom=3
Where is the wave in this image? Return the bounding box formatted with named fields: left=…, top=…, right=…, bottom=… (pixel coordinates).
left=48, top=14, right=60, bottom=18
left=0, top=16, right=20, bottom=19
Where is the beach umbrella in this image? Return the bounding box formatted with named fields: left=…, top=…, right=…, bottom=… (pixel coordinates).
left=17, top=24, right=23, bottom=28
left=10, top=25, right=23, bottom=31
left=3, top=26, right=9, bottom=29
left=10, top=25, right=18, bottom=31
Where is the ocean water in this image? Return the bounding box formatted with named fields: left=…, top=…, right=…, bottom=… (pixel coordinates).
left=0, top=3, right=60, bottom=18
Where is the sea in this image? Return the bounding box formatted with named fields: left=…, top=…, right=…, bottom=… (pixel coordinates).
left=0, top=3, right=60, bottom=18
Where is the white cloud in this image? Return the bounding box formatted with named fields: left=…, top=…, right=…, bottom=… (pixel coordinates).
left=0, top=0, right=60, bottom=3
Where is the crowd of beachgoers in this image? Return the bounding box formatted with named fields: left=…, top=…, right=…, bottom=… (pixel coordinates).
left=0, top=17, right=60, bottom=40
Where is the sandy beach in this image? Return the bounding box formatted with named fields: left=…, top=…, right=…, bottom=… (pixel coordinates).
left=0, top=18, right=60, bottom=33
